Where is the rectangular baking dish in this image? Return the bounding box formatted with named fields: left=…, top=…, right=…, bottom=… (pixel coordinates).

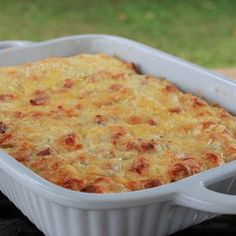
left=0, top=34, right=236, bottom=236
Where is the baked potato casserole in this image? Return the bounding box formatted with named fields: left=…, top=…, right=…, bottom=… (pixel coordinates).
left=0, top=54, right=236, bottom=193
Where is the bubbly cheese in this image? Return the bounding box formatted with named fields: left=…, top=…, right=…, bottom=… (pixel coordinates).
left=1, top=53, right=236, bottom=193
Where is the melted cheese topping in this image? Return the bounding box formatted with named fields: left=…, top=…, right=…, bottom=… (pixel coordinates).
left=1, top=53, right=236, bottom=193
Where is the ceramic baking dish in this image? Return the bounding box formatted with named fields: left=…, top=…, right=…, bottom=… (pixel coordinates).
left=0, top=35, right=236, bottom=236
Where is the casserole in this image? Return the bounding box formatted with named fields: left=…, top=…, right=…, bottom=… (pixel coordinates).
left=0, top=34, right=236, bottom=236
left=2, top=52, right=236, bottom=194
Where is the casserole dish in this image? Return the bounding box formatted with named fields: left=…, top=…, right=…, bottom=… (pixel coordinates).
left=0, top=34, right=236, bottom=236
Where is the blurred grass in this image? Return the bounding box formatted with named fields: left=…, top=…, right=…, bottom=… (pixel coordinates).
left=0, top=0, right=235, bottom=67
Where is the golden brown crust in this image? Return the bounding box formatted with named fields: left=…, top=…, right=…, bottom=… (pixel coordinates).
left=0, top=53, right=236, bottom=193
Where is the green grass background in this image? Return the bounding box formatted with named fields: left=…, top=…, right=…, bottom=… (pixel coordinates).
left=0, top=0, right=235, bottom=67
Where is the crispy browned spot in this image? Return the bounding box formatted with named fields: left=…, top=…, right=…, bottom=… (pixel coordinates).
left=0, top=121, right=7, bottom=134
left=94, top=115, right=105, bottom=125
left=61, top=133, right=83, bottom=151
left=0, top=94, right=16, bottom=102
left=37, top=147, right=52, bottom=156
left=30, top=96, right=49, bottom=106
left=61, top=178, right=85, bottom=190
left=202, top=121, right=216, bottom=129
left=168, top=157, right=201, bottom=181
left=110, top=83, right=123, bottom=91
left=169, top=107, right=183, bottom=113
left=63, top=79, right=75, bottom=88
left=130, top=158, right=149, bottom=175
left=192, top=97, right=206, bottom=108
left=128, top=179, right=162, bottom=191
left=147, top=119, right=157, bottom=126
left=165, top=85, right=177, bottom=92
left=127, top=115, right=142, bottom=125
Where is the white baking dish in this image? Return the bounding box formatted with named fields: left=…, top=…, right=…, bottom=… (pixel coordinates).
left=0, top=34, right=236, bottom=236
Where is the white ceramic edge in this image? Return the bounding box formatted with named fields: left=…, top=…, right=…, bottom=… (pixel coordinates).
left=0, top=34, right=236, bottom=213
left=0, top=40, right=35, bottom=50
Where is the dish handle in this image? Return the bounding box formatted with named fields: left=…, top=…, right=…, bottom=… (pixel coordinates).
left=0, top=40, right=35, bottom=50
left=175, top=161, right=236, bottom=214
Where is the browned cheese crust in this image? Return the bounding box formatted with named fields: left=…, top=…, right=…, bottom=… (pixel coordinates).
left=0, top=54, right=236, bottom=193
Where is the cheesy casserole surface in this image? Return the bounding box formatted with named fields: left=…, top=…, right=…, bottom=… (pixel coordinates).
left=0, top=54, right=236, bottom=193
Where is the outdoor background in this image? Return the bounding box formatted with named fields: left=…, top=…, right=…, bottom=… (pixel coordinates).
left=0, top=0, right=235, bottom=68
